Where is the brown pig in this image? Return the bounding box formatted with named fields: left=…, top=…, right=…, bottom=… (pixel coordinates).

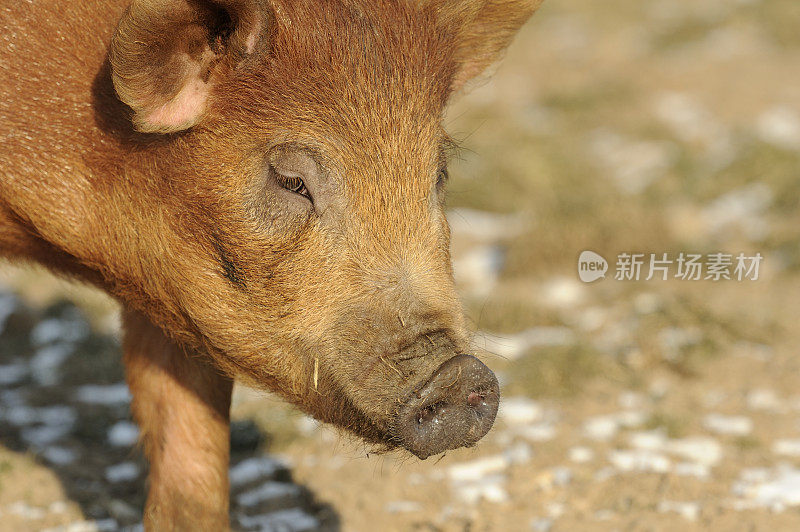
left=0, top=0, right=542, bottom=528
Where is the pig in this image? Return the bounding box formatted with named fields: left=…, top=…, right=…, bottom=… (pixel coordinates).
left=0, top=0, right=542, bottom=528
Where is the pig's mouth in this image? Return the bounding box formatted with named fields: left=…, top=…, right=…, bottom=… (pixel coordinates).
left=389, top=354, right=500, bottom=459
left=268, top=328, right=501, bottom=459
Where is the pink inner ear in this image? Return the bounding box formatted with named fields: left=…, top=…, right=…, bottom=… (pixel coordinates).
left=141, top=76, right=209, bottom=133
left=245, top=19, right=262, bottom=54
left=136, top=15, right=261, bottom=134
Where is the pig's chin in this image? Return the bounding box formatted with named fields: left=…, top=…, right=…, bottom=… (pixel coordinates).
left=223, top=343, right=500, bottom=459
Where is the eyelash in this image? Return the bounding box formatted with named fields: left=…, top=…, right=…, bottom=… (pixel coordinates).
left=436, top=167, right=449, bottom=189
left=274, top=166, right=443, bottom=199
left=276, top=172, right=311, bottom=200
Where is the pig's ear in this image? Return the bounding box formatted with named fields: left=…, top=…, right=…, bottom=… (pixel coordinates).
left=439, top=0, right=543, bottom=92
left=109, top=0, right=264, bottom=134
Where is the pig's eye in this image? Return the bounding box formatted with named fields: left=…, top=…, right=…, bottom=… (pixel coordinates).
left=276, top=173, right=311, bottom=200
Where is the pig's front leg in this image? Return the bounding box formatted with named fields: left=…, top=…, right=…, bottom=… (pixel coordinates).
left=122, top=310, right=233, bottom=531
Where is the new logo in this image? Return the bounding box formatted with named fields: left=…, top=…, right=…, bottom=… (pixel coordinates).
left=578, top=250, right=608, bottom=283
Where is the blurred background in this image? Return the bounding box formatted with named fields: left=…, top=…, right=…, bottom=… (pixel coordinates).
left=3, top=0, right=800, bottom=529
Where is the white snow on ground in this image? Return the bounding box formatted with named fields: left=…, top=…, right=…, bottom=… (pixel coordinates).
left=107, top=421, right=139, bottom=447
left=294, top=415, right=320, bottom=435
left=447, top=455, right=511, bottom=504
left=674, top=462, right=711, bottom=479
left=504, top=442, right=533, bottom=465
left=609, top=449, right=671, bottom=473
left=584, top=415, right=620, bottom=441
left=571, top=306, right=607, bottom=332
left=0, top=289, right=326, bottom=529
left=31, top=317, right=89, bottom=346
left=658, top=327, right=702, bottom=362
left=703, top=413, right=753, bottom=436
left=40, top=519, right=120, bottom=532
left=652, top=91, right=735, bottom=169
left=448, top=455, right=509, bottom=483
left=618, top=391, right=646, bottom=410
left=104, top=462, right=140, bottom=483
left=756, top=105, right=800, bottom=151
left=74, top=383, right=131, bottom=404
left=629, top=430, right=667, bottom=451
left=515, top=422, right=558, bottom=443
left=452, top=245, right=505, bottom=297
left=500, top=397, right=544, bottom=426
left=384, top=501, right=423, bottom=514
left=448, top=208, right=530, bottom=297
left=8, top=405, right=78, bottom=449
left=701, top=183, right=772, bottom=241
left=0, top=293, right=16, bottom=333
left=747, top=389, right=782, bottom=412
left=733, top=466, right=800, bottom=510
left=8, top=501, right=46, bottom=520
left=42, top=446, right=78, bottom=466
left=667, top=437, right=723, bottom=466
left=540, top=277, right=585, bottom=308
left=589, top=128, right=677, bottom=194
left=0, top=404, right=76, bottom=427
left=569, top=447, right=595, bottom=464
left=583, top=411, right=646, bottom=441
left=30, top=344, right=75, bottom=386
left=654, top=92, right=718, bottom=144
left=236, top=482, right=301, bottom=507
left=229, top=457, right=287, bottom=487
left=0, top=361, right=28, bottom=385
left=453, top=477, right=509, bottom=505
left=236, top=508, right=319, bottom=532
left=657, top=500, right=701, bottom=521
left=596, top=431, right=724, bottom=478
left=772, top=440, right=800, bottom=458
left=497, top=397, right=558, bottom=443
left=22, top=425, right=73, bottom=447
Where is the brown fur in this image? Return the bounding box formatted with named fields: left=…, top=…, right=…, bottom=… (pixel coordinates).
left=123, top=310, right=232, bottom=530
left=0, top=0, right=541, bottom=528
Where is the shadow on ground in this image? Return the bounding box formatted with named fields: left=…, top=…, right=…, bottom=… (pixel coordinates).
left=0, top=289, right=339, bottom=531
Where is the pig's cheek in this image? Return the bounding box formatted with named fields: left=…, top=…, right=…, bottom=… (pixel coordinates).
left=243, top=193, right=315, bottom=238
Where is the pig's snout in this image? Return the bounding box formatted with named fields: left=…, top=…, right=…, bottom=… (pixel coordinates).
left=394, top=354, right=499, bottom=459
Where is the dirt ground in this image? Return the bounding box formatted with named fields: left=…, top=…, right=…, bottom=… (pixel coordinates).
left=3, top=0, right=800, bottom=530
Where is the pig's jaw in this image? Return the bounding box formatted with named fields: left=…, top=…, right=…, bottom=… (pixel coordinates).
left=297, top=341, right=501, bottom=459
left=236, top=344, right=501, bottom=458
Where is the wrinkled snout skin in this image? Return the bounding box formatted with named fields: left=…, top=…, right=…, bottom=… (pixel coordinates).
left=394, top=353, right=500, bottom=458
left=1, top=0, right=542, bottom=527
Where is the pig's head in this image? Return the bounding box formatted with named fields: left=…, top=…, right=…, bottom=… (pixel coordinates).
left=106, top=0, right=541, bottom=458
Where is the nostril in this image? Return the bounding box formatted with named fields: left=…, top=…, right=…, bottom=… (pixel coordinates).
left=467, top=391, right=484, bottom=408
left=417, top=402, right=445, bottom=425
left=417, top=391, right=488, bottom=427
